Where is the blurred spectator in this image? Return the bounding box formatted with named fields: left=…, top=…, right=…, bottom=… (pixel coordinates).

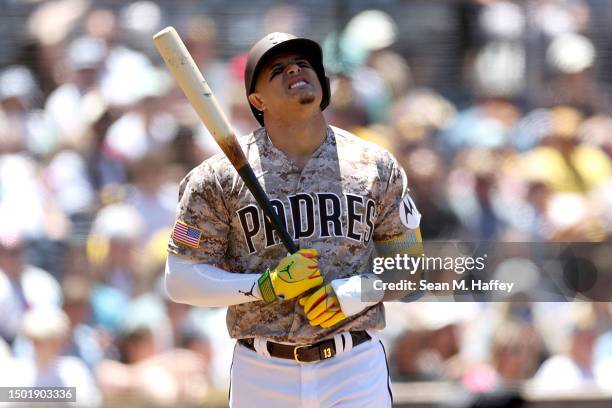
left=441, top=99, right=519, bottom=158
left=0, top=307, right=101, bottom=407
left=577, top=114, right=612, bottom=157
left=521, top=181, right=552, bottom=241
left=125, top=153, right=176, bottom=238
left=85, top=108, right=128, bottom=190
left=84, top=8, right=117, bottom=45
left=26, top=1, right=89, bottom=83
left=168, top=125, right=211, bottom=173
left=89, top=203, right=145, bottom=296
left=181, top=16, right=230, bottom=111
left=87, top=204, right=143, bottom=333
left=391, top=303, right=470, bottom=381
left=473, top=2, right=526, bottom=98
left=45, top=36, right=107, bottom=148
left=120, top=271, right=209, bottom=355
left=544, top=33, right=606, bottom=112
left=119, top=2, right=163, bottom=46
left=99, top=27, right=158, bottom=108
left=401, top=147, right=460, bottom=239
left=117, top=326, right=157, bottom=364
left=325, top=73, right=370, bottom=130
left=468, top=321, right=544, bottom=391
left=391, top=89, right=457, bottom=152
left=447, top=149, right=510, bottom=240
left=520, top=106, right=612, bottom=194
left=262, top=5, right=306, bottom=35
left=0, top=65, right=58, bottom=157
left=103, top=69, right=176, bottom=162
left=118, top=288, right=174, bottom=352
left=62, top=274, right=104, bottom=372
left=0, top=230, right=61, bottom=345
left=544, top=192, right=606, bottom=241
left=0, top=154, right=72, bottom=243
left=179, top=324, right=212, bottom=371
left=533, top=323, right=597, bottom=391
left=96, top=325, right=210, bottom=406
left=45, top=150, right=96, bottom=218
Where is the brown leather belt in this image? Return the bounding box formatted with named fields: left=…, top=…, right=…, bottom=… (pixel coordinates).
left=238, top=331, right=371, bottom=363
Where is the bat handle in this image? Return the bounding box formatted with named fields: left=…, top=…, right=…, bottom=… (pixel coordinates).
left=237, top=165, right=299, bottom=254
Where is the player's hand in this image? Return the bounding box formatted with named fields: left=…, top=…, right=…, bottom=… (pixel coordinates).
left=299, top=284, right=347, bottom=328
left=258, top=248, right=322, bottom=303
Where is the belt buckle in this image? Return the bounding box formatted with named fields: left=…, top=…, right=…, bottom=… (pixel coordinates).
left=293, top=345, right=309, bottom=363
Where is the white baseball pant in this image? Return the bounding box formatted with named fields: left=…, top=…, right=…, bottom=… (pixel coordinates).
left=229, top=331, right=393, bottom=408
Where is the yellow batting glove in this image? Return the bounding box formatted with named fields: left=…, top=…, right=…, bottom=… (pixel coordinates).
left=258, top=248, right=323, bottom=303
left=299, top=284, right=347, bottom=328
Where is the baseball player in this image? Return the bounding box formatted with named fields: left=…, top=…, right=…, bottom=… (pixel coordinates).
left=165, top=32, right=423, bottom=407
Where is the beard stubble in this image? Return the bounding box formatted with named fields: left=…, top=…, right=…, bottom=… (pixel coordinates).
left=298, top=94, right=316, bottom=105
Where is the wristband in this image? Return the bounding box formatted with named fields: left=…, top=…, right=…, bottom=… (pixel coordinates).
left=258, top=269, right=277, bottom=303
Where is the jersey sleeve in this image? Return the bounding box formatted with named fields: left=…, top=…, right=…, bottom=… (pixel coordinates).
left=168, top=161, right=230, bottom=263
left=373, top=153, right=422, bottom=243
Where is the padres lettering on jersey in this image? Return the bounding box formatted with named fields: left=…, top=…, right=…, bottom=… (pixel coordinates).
left=236, top=193, right=376, bottom=254
left=168, top=126, right=418, bottom=344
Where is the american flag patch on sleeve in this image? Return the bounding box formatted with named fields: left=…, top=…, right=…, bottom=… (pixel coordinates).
left=172, top=221, right=202, bottom=249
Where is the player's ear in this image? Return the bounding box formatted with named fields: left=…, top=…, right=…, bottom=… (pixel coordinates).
left=248, top=93, right=266, bottom=113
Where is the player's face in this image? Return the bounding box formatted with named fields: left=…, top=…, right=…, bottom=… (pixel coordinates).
left=252, top=52, right=323, bottom=112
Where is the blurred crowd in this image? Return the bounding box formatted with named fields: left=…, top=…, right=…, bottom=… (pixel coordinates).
left=1, top=0, right=612, bottom=406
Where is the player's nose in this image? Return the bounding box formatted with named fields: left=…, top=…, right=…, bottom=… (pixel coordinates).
left=286, top=63, right=301, bottom=76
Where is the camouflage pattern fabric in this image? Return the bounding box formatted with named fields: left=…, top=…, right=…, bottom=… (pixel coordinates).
left=168, top=126, right=419, bottom=344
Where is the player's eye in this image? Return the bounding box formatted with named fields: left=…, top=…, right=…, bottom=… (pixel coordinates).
left=297, top=60, right=311, bottom=68
left=269, top=67, right=283, bottom=80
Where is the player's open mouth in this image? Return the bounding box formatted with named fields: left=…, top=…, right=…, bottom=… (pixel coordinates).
left=288, top=80, right=309, bottom=89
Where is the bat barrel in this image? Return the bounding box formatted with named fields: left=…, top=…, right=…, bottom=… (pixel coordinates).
left=153, top=26, right=247, bottom=169
left=154, top=26, right=298, bottom=254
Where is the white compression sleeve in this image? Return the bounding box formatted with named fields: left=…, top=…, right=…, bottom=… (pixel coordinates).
left=165, top=254, right=262, bottom=307
left=331, top=274, right=384, bottom=317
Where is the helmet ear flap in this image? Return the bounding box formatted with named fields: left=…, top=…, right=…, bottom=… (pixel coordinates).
left=320, top=75, right=331, bottom=111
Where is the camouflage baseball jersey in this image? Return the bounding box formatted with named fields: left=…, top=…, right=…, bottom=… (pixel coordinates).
left=168, top=126, right=420, bottom=344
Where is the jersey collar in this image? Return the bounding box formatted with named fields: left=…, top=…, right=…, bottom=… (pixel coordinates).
left=254, top=126, right=336, bottom=171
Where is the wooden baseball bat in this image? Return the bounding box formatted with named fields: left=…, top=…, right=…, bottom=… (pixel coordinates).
left=153, top=26, right=298, bottom=254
